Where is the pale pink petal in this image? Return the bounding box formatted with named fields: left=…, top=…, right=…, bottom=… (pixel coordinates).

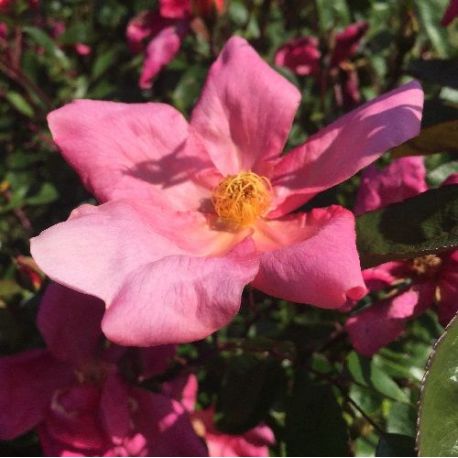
left=243, top=424, right=275, bottom=448
left=354, top=156, right=427, bottom=215
left=274, top=37, right=321, bottom=76
left=269, top=81, right=424, bottom=218
left=31, top=200, right=240, bottom=306
left=253, top=206, right=366, bottom=309
left=331, top=21, right=368, bottom=67
left=37, top=283, right=104, bottom=366
left=442, top=0, right=458, bottom=26
left=346, top=284, right=434, bottom=356
left=45, top=384, right=108, bottom=451
left=160, top=0, right=191, bottom=18
left=139, top=20, right=187, bottom=89
left=437, top=250, right=458, bottom=325
left=101, top=237, right=260, bottom=346
left=129, top=388, right=208, bottom=456
left=48, top=100, right=211, bottom=210
left=0, top=349, right=73, bottom=440
left=190, top=36, right=301, bottom=175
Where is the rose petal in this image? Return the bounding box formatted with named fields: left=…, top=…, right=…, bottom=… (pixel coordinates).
left=129, top=388, right=208, bottom=456
left=139, top=20, right=188, bottom=89
left=31, top=200, right=240, bottom=306
left=253, top=206, right=367, bottom=308
left=0, top=349, right=73, bottom=440
left=269, top=81, right=424, bottom=218
left=48, top=100, right=211, bottom=210
left=354, top=156, right=428, bottom=215
left=101, top=237, right=260, bottom=346
left=346, top=284, right=434, bottom=356
left=37, top=283, right=104, bottom=366
left=190, top=36, right=301, bottom=175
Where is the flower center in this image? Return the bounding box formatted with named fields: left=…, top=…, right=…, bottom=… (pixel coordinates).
left=410, top=254, right=443, bottom=277
left=212, top=171, right=272, bottom=228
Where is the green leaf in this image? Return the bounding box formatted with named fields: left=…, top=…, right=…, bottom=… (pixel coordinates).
left=25, top=183, right=58, bottom=206
left=285, top=370, right=349, bottom=456
left=5, top=92, right=34, bottom=118
left=215, top=354, right=285, bottom=434
left=418, top=314, right=458, bottom=456
left=376, top=433, right=416, bottom=457
left=356, top=186, right=458, bottom=268
left=347, top=352, right=409, bottom=402
left=392, top=121, right=458, bottom=157
left=23, top=26, right=69, bottom=68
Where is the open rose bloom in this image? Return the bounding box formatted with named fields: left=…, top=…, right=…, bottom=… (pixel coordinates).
left=31, top=36, right=423, bottom=347
left=346, top=157, right=458, bottom=356
left=0, top=283, right=207, bottom=456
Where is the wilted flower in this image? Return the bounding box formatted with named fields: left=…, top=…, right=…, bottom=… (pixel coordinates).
left=165, top=374, right=275, bottom=456
left=31, top=36, right=423, bottom=347
left=127, top=0, right=225, bottom=89
left=346, top=157, right=458, bottom=356
left=0, top=283, right=206, bottom=456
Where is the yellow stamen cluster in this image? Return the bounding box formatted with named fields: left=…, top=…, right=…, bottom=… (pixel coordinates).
left=411, top=254, right=443, bottom=277
left=212, top=171, right=272, bottom=228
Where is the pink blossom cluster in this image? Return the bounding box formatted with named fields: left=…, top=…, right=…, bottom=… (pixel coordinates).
left=346, top=157, right=458, bottom=356
left=0, top=284, right=271, bottom=456
left=127, top=0, right=225, bottom=89
left=1, top=26, right=428, bottom=455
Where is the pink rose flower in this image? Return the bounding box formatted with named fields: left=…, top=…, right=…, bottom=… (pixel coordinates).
left=165, top=374, right=274, bottom=456
left=441, top=0, right=458, bottom=26
left=346, top=157, right=458, bottom=356
left=30, top=37, right=423, bottom=347
left=127, top=0, right=225, bottom=89
left=0, top=283, right=206, bottom=456
left=275, top=22, right=368, bottom=106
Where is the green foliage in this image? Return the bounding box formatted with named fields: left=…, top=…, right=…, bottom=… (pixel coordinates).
left=356, top=186, right=458, bottom=268
left=418, top=315, right=458, bottom=456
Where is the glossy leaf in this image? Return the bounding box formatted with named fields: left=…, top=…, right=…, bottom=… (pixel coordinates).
left=356, top=186, right=458, bottom=268
left=392, top=121, right=458, bottom=157
left=346, top=352, right=409, bottom=402
left=418, top=314, right=458, bottom=456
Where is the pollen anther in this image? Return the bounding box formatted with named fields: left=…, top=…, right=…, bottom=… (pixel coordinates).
left=212, top=171, right=272, bottom=228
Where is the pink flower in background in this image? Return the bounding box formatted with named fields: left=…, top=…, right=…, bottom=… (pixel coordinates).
left=275, top=21, right=368, bottom=107
left=441, top=0, right=458, bottom=26
left=166, top=374, right=274, bottom=456
left=0, top=283, right=206, bottom=456
left=346, top=157, right=458, bottom=356
left=127, top=0, right=225, bottom=89
left=274, top=37, right=320, bottom=76
left=31, top=36, right=423, bottom=347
